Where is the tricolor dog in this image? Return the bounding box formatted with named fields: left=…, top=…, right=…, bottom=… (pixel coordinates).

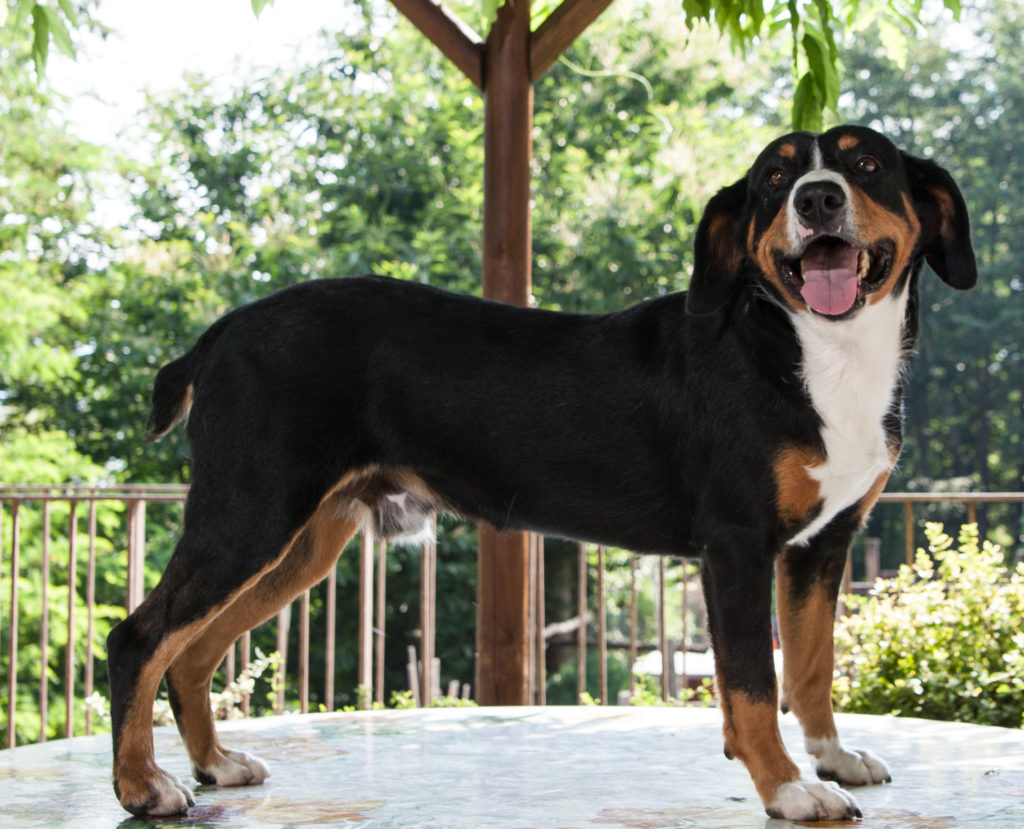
left=107, top=125, right=976, bottom=821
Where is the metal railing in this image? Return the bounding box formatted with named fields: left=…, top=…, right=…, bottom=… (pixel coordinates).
left=2, top=484, right=1022, bottom=748
left=877, top=491, right=1024, bottom=565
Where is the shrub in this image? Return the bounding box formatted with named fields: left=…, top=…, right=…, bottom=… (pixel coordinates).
left=833, top=523, right=1024, bottom=728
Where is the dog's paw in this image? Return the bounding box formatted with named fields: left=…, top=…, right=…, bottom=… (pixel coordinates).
left=808, top=737, right=891, bottom=786
left=193, top=747, right=271, bottom=787
left=117, top=767, right=195, bottom=817
left=765, top=780, right=861, bottom=822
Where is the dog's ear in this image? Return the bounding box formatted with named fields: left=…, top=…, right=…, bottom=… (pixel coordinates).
left=687, top=177, right=749, bottom=315
left=902, top=153, right=977, bottom=290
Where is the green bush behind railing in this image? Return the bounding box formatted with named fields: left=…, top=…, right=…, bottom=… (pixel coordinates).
left=835, top=523, right=1024, bottom=729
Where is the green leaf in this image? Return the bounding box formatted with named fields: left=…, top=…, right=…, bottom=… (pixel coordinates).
left=41, top=6, right=75, bottom=60
left=251, top=0, right=275, bottom=18
left=31, top=5, right=49, bottom=77
left=792, top=70, right=822, bottom=132
left=482, top=0, right=502, bottom=31
left=56, top=0, right=78, bottom=26
left=16, top=0, right=37, bottom=26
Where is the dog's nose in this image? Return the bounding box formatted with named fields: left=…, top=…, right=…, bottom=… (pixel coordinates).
left=794, top=181, right=846, bottom=229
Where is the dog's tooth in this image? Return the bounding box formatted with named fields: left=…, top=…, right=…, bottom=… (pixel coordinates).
left=857, top=250, right=870, bottom=281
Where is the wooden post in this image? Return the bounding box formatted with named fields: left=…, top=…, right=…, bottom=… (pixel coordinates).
left=475, top=0, right=534, bottom=707
left=390, top=0, right=618, bottom=707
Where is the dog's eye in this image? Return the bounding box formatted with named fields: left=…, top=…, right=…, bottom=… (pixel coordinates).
left=855, top=156, right=880, bottom=174
left=767, top=169, right=790, bottom=187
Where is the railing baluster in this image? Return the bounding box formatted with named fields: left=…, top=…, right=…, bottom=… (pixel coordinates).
left=299, top=589, right=310, bottom=714
left=65, top=501, right=78, bottom=738
left=576, top=542, right=587, bottom=704
left=85, top=499, right=97, bottom=736
left=374, top=539, right=386, bottom=706
left=358, top=531, right=375, bottom=707
left=657, top=556, right=668, bottom=702
left=6, top=501, right=20, bottom=749
left=325, top=561, right=337, bottom=712
left=240, top=630, right=251, bottom=717
left=628, top=553, right=638, bottom=699
left=597, top=545, right=607, bottom=705
left=39, top=502, right=51, bottom=742
left=533, top=533, right=545, bottom=705
left=0, top=484, right=1021, bottom=747
left=419, top=521, right=436, bottom=706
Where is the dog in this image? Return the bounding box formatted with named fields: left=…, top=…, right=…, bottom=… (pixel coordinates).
left=107, top=125, right=976, bottom=821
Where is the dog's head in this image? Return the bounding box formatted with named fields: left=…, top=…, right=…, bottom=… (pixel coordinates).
left=687, top=125, right=977, bottom=318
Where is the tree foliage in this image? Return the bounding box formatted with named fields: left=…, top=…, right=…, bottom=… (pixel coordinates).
left=839, top=0, right=1024, bottom=557
left=7, top=0, right=963, bottom=129
left=2, top=0, right=1023, bottom=737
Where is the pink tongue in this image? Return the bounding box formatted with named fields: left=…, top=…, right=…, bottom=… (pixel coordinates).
left=800, top=244, right=860, bottom=316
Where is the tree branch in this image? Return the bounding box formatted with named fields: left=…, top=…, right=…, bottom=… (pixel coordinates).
left=529, top=0, right=617, bottom=81
left=390, top=0, right=485, bottom=90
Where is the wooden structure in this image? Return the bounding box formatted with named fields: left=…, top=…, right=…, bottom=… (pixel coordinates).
left=387, top=0, right=616, bottom=704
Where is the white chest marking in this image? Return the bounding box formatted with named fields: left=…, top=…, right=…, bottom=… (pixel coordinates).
left=788, top=291, right=909, bottom=546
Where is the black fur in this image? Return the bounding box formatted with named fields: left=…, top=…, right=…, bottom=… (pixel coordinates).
left=107, top=126, right=976, bottom=819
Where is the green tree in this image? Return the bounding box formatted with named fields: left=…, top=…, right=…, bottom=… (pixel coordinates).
left=840, top=0, right=1024, bottom=555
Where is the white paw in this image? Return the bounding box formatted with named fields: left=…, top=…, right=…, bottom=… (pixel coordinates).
left=193, top=747, right=271, bottom=787
left=808, top=736, right=891, bottom=785
left=766, top=780, right=862, bottom=822
left=134, top=768, right=195, bottom=816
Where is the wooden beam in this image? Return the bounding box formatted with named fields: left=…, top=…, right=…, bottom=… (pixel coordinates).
left=481, top=0, right=533, bottom=305
left=390, top=0, right=485, bottom=90
left=529, top=0, right=617, bottom=81
left=475, top=0, right=534, bottom=706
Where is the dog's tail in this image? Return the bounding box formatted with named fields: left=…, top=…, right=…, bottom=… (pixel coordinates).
left=147, top=315, right=232, bottom=440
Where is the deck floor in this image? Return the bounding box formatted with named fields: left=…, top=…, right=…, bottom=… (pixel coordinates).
left=2, top=706, right=1022, bottom=828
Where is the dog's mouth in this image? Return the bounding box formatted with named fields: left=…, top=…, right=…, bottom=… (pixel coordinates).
left=776, top=237, right=893, bottom=318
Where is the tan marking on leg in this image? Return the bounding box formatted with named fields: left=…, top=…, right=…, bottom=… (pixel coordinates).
left=115, top=499, right=346, bottom=811
left=775, top=564, right=838, bottom=741
left=113, top=615, right=216, bottom=811
left=720, top=687, right=801, bottom=805
left=168, top=499, right=361, bottom=777
left=774, top=445, right=824, bottom=526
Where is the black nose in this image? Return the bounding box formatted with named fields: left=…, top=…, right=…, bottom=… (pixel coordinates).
left=794, top=180, right=846, bottom=229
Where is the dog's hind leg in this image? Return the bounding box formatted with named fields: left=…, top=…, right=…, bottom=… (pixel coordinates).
left=164, top=496, right=361, bottom=790
left=776, top=520, right=892, bottom=788
left=700, top=535, right=861, bottom=822
left=106, top=487, right=349, bottom=817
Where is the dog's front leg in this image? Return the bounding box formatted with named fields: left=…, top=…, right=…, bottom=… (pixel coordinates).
left=776, top=536, right=891, bottom=787
left=701, top=545, right=861, bottom=821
